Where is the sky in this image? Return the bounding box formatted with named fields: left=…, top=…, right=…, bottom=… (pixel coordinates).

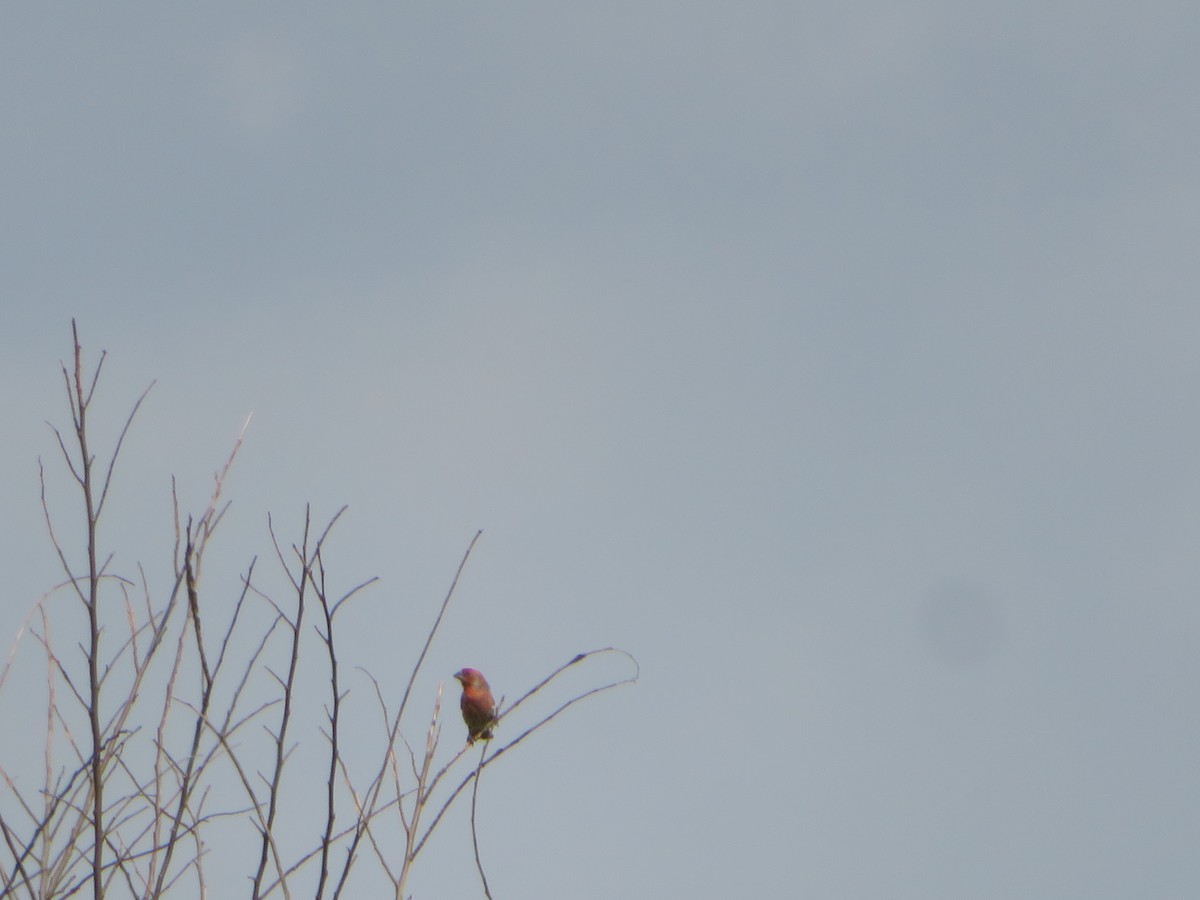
left=3, top=3, right=1200, bottom=897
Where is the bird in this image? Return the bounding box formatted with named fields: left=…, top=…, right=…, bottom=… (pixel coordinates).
left=453, top=668, right=498, bottom=745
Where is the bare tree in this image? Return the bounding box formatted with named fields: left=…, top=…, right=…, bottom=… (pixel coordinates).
left=0, top=323, right=637, bottom=898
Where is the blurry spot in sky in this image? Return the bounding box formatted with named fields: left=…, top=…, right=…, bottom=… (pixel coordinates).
left=916, top=582, right=1005, bottom=667
left=214, top=36, right=302, bottom=139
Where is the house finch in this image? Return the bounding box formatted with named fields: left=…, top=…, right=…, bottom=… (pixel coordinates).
left=453, top=668, right=497, bottom=745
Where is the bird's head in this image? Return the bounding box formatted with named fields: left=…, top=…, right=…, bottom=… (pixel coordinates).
left=454, top=667, right=486, bottom=688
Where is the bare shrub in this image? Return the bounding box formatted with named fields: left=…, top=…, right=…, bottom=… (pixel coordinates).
left=0, top=323, right=637, bottom=899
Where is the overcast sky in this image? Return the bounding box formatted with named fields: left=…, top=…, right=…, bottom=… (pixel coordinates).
left=3, top=4, right=1199, bottom=898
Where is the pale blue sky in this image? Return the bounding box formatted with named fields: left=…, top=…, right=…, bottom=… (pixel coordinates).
left=3, top=4, right=1199, bottom=897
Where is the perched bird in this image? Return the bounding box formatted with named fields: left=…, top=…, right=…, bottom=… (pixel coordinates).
left=453, top=668, right=498, bottom=745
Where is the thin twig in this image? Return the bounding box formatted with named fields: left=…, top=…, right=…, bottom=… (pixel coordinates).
left=468, top=744, right=493, bottom=900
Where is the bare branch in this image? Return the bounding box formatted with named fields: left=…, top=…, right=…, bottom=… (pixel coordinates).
left=469, top=746, right=494, bottom=900
left=94, top=380, right=154, bottom=520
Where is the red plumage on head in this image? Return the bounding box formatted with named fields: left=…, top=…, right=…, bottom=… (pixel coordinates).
left=453, top=668, right=497, bottom=744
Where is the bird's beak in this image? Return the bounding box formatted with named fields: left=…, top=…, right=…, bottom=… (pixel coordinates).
left=453, top=672, right=464, bottom=684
